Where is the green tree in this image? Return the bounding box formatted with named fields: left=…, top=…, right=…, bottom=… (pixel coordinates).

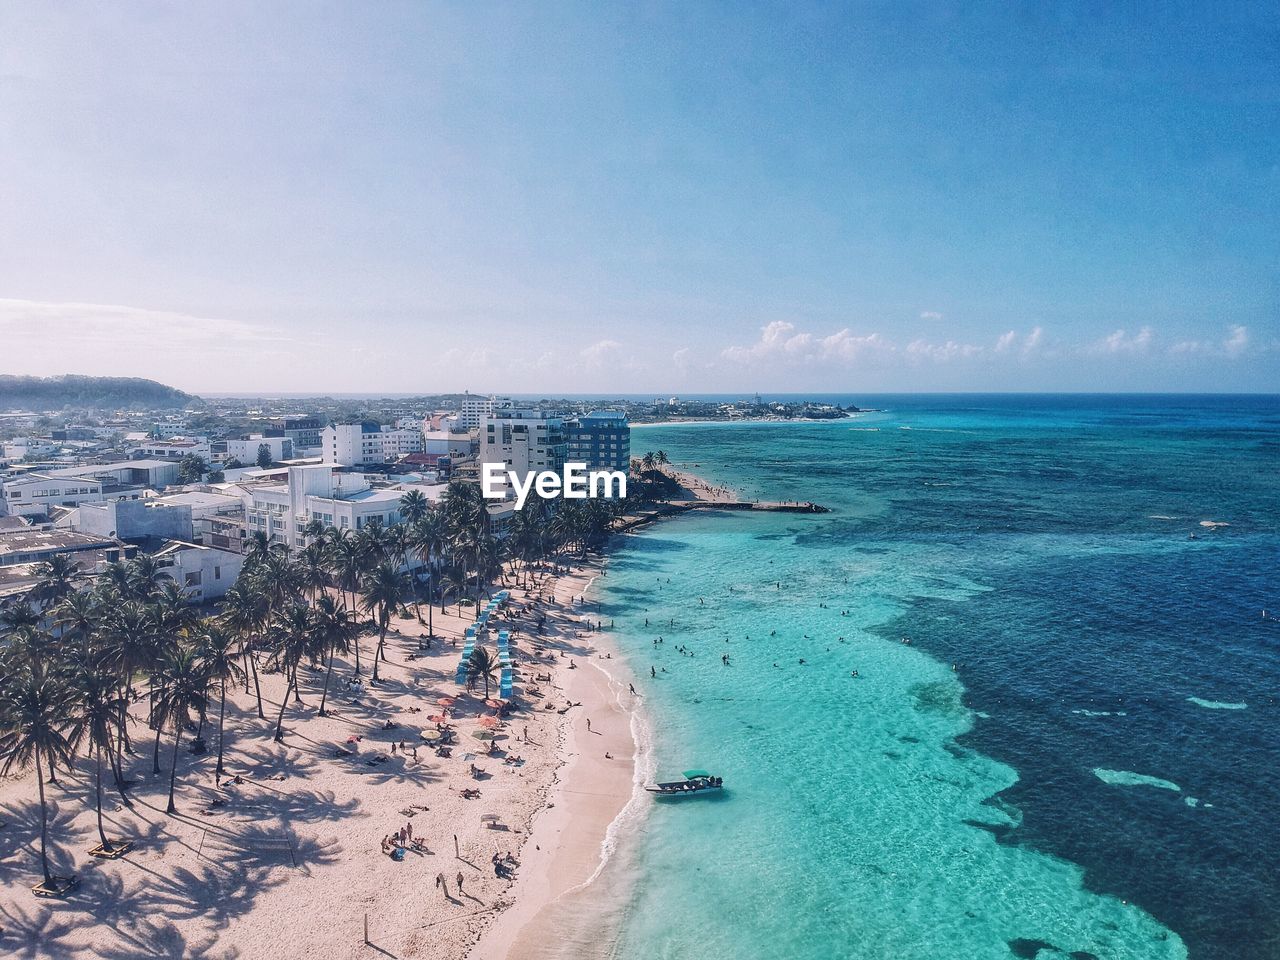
left=0, top=661, right=76, bottom=883
left=465, top=645, right=499, bottom=700
left=256, top=443, right=273, bottom=469
left=66, top=660, right=129, bottom=852
left=360, top=561, right=409, bottom=683
left=177, top=454, right=207, bottom=484
left=153, top=645, right=208, bottom=814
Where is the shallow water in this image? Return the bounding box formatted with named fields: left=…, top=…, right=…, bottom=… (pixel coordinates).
left=589, top=395, right=1279, bottom=960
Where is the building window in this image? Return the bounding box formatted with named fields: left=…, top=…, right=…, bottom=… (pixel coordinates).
left=184, top=571, right=202, bottom=587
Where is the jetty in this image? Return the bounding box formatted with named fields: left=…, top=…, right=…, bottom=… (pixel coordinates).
left=617, top=498, right=828, bottom=533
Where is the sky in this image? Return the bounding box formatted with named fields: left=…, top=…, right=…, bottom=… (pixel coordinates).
left=0, top=2, right=1277, bottom=395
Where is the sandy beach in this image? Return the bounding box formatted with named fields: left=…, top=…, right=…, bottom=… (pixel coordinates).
left=0, top=557, right=635, bottom=960
left=0, top=470, right=733, bottom=960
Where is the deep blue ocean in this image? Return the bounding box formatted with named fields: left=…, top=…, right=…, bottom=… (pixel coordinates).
left=585, top=395, right=1278, bottom=960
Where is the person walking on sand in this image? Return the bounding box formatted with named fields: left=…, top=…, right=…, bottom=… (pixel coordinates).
left=586, top=718, right=593, bottom=733
left=436, top=873, right=448, bottom=898
left=457, top=871, right=465, bottom=894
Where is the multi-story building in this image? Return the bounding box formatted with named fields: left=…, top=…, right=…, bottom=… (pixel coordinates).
left=323, top=422, right=387, bottom=466
left=322, top=422, right=422, bottom=466
left=566, top=411, right=631, bottom=472
left=241, top=465, right=407, bottom=551
left=226, top=434, right=294, bottom=465
left=132, top=436, right=212, bottom=461
left=269, top=417, right=324, bottom=451
left=480, top=409, right=566, bottom=492
left=1, top=473, right=107, bottom=517
left=459, top=393, right=513, bottom=432
left=379, top=426, right=424, bottom=459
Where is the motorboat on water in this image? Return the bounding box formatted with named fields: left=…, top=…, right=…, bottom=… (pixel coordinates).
left=645, top=769, right=724, bottom=798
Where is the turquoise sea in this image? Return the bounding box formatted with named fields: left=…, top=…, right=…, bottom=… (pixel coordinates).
left=587, top=395, right=1279, bottom=960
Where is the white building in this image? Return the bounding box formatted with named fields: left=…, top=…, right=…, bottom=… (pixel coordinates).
left=458, top=393, right=513, bottom=432
left=323, top=422, right=423, bottom=466
left=2, top=473, right=107, bottom=517
left=131, top=436, right=212, bottom=461
left=480, top=409, right=566, bottom=494
left=241, top=465, right=407, bottom=551
left=226, top=435, right=294, bottom=465
left=422, top=430, right=473, bottom=457
left=323, top=422, right=387, bottom=466
left=153, top=540, right=244, bottom=603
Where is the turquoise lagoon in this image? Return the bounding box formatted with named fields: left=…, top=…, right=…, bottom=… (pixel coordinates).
left=579, top=396, right=1279, bottom=960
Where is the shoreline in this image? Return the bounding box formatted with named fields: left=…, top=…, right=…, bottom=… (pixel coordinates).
left=469, top=563, right=649, bottom=960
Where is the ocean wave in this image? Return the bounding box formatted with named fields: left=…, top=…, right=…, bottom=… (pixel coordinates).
left=1072, top=708, right=1128, bottom=717
left=1187, top=696, right=1247, bottom=710
left=1199, top=520, right=1230, bottom=528
left=1093, top=768, right=1181, bottom=792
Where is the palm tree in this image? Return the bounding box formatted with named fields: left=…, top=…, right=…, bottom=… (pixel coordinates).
left=440, top=568, right=469, bottom=615
left=0, top=660, right=76, bottom=884
left=313, top=595, right=357, bottom=717
left=406, top=512, right=446, bottom=633
left=297, top=541, right=330, bottom=608
left=66, top=660, right=128, bottom=852
left=266, top=604, right=312, bottom=741
left=152, top=645, right=208, bottom=814
left=31, top=555, right=81, bottom=612
left=465, top=645, right=499, bottom=700
left=196, top=626, right=245, bottom=782
left=360, top=562, right=409, bottom=683
left=220, top=581, right=267, bottom=719
left=399, top=489, right=430, bottom=526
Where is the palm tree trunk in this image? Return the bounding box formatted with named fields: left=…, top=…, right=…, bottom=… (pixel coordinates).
left=273, top=675, right=292, bottom=742
left=165, top=725, right=183, bottom=814
left=94, top=744, right=110, bottom=850
left=291, top=663, right=304, bottom=706
left=249, top=648, right=265, bottom=719
left=152, top=718, right=164, bottom=774
left=319, top=644, right=336, bottom=716
left=371, top=624, right=387, bottom=682
left=36, top=744, right=52, bottom=883
left=110, top=746, right=130, bottom=804
left=216, top=679, right=228, bottom=780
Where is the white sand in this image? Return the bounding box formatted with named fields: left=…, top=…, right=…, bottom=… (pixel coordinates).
left=0, top=561, right=634, bottom=960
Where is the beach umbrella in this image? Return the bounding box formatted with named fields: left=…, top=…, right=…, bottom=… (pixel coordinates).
left=427, top=714, right=447, bottom=723
left=478, top=716, right=501, bottom=729
left=472, top=730, right=496, bottom=741
left=419, top=729, right=442, bottom=742
left=484, top=699, right=505, bottom=710
left=437, top=697, right=457, bottom=706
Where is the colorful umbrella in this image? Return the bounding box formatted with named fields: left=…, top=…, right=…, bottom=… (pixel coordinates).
left=478, top=716, right=501, bottom=729
left=437, top=696, right=457, bottom=706
left=472, top=730, right=496, bottom=741
left=419, top=729, right=442, bottom=741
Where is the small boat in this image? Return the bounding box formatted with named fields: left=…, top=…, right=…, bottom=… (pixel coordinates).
left=645, top=769, right=724, bottom=798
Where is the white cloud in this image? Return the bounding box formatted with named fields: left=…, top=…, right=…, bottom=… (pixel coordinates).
left=721, top=321, right=817, bottom=364
left=579, top=339, right=624, bottom=369
left=919, top=310, right=944, bottom=321
left=1170, top=324, right=1251, bottom=359
left=1095, top=326, right=1154, bottom=355
left=818, top=329, right=892, bottom=362
left=994, top=330, right=1017, bottom=353
left=1222, top=324, right=1249, bottom=358
left=904, top=339, right=982, bottom=363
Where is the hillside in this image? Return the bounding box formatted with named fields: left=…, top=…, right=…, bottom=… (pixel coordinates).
left=0, top=375, right=194, bottom=411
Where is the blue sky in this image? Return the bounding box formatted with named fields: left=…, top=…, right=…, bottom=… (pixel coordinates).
left=0, top=2, right=1276, bottom=393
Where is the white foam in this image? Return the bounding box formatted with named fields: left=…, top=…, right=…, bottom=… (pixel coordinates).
left=1093, top=768, right=1181, bottom=792
left=1187, top=696, right=1247, bottom=710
